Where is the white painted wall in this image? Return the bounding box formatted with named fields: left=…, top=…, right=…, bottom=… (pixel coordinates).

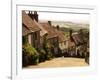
left=28, top=34, right=32, bottom=45
left=59, top=41, right=68, bottom=50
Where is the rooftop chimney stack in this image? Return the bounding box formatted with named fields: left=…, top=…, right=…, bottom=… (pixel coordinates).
left=48, top=21, right=52, bottom=26
left=28, top=11, right=33, bottom=19
left=56, top=25, right=60, bottom=30
left=29, top=11, right=31, bottom=14
left=28, top=11, right=38, bottom=22
left=33, top=11, right=38, bottom=22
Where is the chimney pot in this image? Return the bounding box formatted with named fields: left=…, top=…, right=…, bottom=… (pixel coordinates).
left=56, top=25, right=60, bottom=30
left=48, top=21, right=52, bottom=26
left=33, top=11, right=38, bottom=22
left=29, top=11, right=31, bottom=14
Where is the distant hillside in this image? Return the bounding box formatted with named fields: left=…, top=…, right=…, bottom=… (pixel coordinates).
left=59, top=27, right=70, bottom=32
left=52, top=21, right=89, bottom=32
left=65, top=22, right=89, bottom=31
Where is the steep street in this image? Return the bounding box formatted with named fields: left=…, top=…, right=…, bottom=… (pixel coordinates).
left=25, top=57, right=88, bottom=68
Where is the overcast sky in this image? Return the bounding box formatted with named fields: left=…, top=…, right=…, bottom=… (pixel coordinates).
left=37, top=12, right=90, bottom=24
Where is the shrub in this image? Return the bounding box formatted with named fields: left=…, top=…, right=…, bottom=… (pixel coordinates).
left=22, top=43, right=39, bottom=65
left=46, top=48, right=53, bottom=60
left=22, top=51, right=29, bottom=67
left=46, top=42, right=54, bottom=49
left=38, top=48, right=46, bottom=62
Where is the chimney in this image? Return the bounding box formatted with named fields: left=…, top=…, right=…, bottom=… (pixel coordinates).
left=56, top=25, right=60, bottom=30
left=29, top=11, right=31, bottom=14
left=33, top=11, right=38, bottom=22
left=48, top=21, right=52, bottom=26
left=28, top=11, right=33, bottom=20
left=28, top=11, right=38, bottom=22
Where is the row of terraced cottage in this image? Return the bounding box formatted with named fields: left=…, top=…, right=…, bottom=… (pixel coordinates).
left=22, top=11, right=89, bottom=66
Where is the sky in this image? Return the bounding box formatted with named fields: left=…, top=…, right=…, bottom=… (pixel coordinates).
left=38, top=12, right=90, bottom=24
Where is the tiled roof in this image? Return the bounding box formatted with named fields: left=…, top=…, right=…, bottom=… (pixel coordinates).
left=34, top=20, right=48, bottom=36
left=72, top=33, right=84, bottom=46
left=68, top=39, right=75, bottom=48
left=54, top=29, right=67, bottom=43
left=40, top=23, right=58, bottom=39
left=22, top=11, right=40, bottom=33
left=68, top=32, right=88, bottom=48
left=22, top=24, right=31, bottom=36
left=40, top=23, right=67, bottom=42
